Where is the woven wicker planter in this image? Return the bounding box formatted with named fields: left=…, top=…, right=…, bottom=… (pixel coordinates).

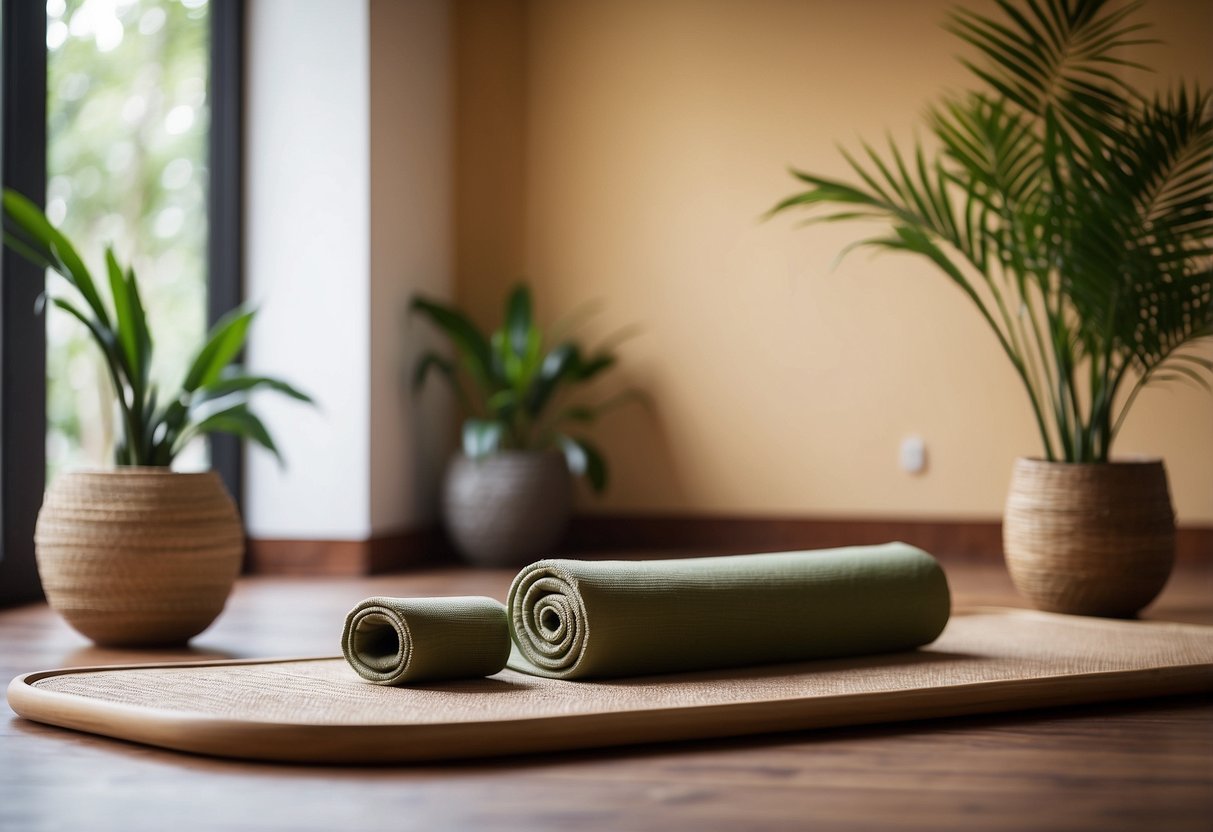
left=442, top=451, right=571, bottom=567
left=35, top=468, right=244, bottom=646
left=1003, top=457, right=1175, bottom=618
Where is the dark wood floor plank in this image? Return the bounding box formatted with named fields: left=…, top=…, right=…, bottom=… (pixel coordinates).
left=2, top=558, right=1210, bottom=831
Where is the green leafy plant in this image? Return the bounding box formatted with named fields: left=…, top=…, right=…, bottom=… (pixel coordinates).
left=410, top=284, right=639, bottom=492
left=2, top=188, right=312, bottom=466
left=770, top=0, right=1212, bottom=463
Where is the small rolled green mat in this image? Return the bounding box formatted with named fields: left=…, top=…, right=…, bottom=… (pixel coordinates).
left=343, top=543, right=950, bottom=684
left=341, top=596, right=510, bottom=684
left=508, top=543, right=951, bottom=679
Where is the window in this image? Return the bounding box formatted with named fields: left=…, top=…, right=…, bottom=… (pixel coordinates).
left=0, top=0, right=242, bottom=605
left=46, top=0, right=212, bottom=475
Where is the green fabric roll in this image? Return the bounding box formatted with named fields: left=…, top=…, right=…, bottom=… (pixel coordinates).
left=506, top=543, right=951, bottom=680
left=342, top=596, right=510, bottom=685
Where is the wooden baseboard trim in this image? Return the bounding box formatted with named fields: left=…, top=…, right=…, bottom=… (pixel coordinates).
left=246, top=528, right=454, bottom=576
left=566, top=514, right=1005, bottom=559
left=567, top=514, right=1212, bottom=565
left=246, top=515, right=1211, bottom=575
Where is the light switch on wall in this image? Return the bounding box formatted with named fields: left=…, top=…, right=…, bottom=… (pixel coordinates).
left=900, top=435, right=927, bottom=475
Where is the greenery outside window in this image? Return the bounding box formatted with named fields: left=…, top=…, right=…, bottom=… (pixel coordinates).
left=46, top=0, right=212, bottom=476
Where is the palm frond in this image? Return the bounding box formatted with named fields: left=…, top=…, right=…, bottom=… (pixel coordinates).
left=948, top=0, right=1152, bottom=137
left=771, top=0, right=1212, bottom=463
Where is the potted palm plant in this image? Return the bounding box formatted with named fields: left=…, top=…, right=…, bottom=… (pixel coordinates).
left=770, top=0, right=1211, bottom=616
left=411, top=284, right=639, bottom=565
left=3, top=189, right=312, bottom=645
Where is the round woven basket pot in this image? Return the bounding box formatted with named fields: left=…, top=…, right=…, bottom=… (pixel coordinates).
left=442, top=451, right=571, bottom=568
left=1003, top=457, right=1175, bottom=618
left=35, top=468, right=244, bottom=646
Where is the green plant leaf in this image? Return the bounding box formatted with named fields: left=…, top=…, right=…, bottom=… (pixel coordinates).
left=181, top=403, right=282, bottom=464
left=153, top=398, right=190, bottom=457
left=505, top=283, right=533, bottom=358
left=557, top=434, right=608, bottom=493
left=526, top=342, right=580, bottom=417
left=489, top=329, right=509, bottom=381
left=520, top=327, right=544, bottom=384
left=575, top=353, right=616, bottom=381
left=412, top=351, right=456, bottom=393
left=106, top=248, right=140, bottom=385
left=487, top=389, right=518, bottom=422
left=2, top=231, right=54, bottom=272
left=462, top=419, right=506, bottom=458
left=411, top=296, right=495, bottom=390
left=182, top=307, right=254, bottom=392
left=48, top=295, right=146, bottom=464
left=47, top=296, right=117, bottom=363
left=125, top=266, right=153, bottom=393
left=139, top=385, right=160, bottom=462
left=195, top=369, right=314, bottom=404
left=2, top=188, right=111, bottom=327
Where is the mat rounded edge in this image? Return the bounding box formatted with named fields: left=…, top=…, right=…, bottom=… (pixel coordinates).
left=9, top=657, right=1213, bottom=763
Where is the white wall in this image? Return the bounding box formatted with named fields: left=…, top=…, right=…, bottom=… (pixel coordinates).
left=244, top=0, right=454, bottom=540
left=245, top=0, right=371, bottom=539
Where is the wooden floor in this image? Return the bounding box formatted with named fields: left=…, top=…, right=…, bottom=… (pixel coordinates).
left=1, top=558, right=1210, bottom=832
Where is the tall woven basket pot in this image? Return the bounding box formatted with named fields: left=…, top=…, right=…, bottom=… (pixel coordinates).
left=443, top=450, right=571, bottom=567
left=35, top=468, right=245, bottom=646
left=1003, top=458, right=1175, bottom=618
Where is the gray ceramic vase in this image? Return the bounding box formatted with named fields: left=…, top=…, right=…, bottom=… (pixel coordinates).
left=442, top=450, right=572, bottom=567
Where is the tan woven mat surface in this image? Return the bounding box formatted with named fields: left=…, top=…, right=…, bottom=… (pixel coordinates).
left=9, top=608, right=1213, bottom=763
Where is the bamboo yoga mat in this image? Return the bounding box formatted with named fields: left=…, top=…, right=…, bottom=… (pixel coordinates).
left=10, top=608, right=1213, bottom=763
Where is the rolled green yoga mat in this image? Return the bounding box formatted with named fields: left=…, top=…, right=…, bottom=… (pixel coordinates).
left=509, top=543, right=950, bottom=679
left=342, top=596, right=510, bottom=684
left=343, top=543, right=950, bottom=684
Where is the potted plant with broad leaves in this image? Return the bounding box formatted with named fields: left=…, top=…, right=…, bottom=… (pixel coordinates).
left=769, top=0, right=1211, bottom=616
left=3, top=189, right=312, bottom=645
left=411, top=284, right=639, bottom=566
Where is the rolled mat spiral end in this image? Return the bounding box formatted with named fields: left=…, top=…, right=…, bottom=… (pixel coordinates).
left=341, top=596, right=510, bottom=685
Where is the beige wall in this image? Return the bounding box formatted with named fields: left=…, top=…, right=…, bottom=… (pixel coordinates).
left=369, top=0, right=454, bottom=531
left=454, top=0, right=528, bottom=326
left=455, top=0, right=1213, bottom=524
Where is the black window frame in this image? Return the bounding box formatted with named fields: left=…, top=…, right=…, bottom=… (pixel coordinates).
left=0, top=0, right=245, bottom=606
left=208, top=0, right=246, bottom=507
left=0, top=0, right=48, bottom=606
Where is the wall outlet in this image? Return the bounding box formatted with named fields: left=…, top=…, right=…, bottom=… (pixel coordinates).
left=900, top=435, right=927, bottom=475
